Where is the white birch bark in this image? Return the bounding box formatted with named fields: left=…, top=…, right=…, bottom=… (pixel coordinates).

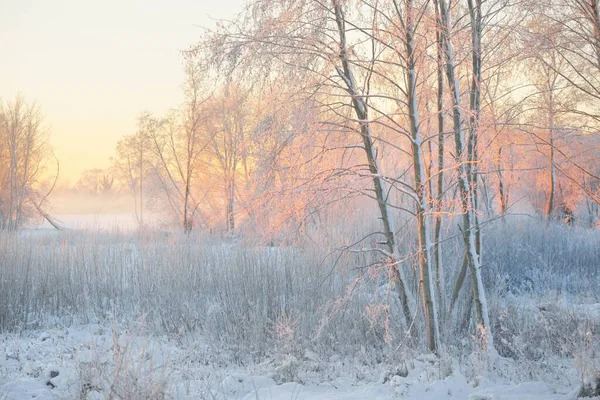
left=400, top=0, right=440, bottom=353
left=332, top=0, right=415, bottom=326
left=438, top=0, right=493, bottom=350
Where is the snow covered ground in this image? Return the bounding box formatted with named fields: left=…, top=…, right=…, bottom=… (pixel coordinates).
left=1, top=222, right=599, bottom=399
left=0, top=322, right=592, bottom=399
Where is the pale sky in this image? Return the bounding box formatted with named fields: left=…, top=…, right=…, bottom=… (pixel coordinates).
left=1, top=0, right=242, bottom=183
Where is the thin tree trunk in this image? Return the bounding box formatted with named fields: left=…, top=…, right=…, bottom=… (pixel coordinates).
left=184, top=179, right=192, bottom=233
left=8, top=116, right=18, bottom=231
left=497, top=147, right=507, bottom=221
left=403, top=0, right=440, bottom=353
left=468, top=0, right=483, bottom=270
left=139, top=143, right=144, bottom=226
left=590, top=0, right=600, bottom=70
left=333, top=0, right=414, bottom=326
left=433, top=0, right=446, bottom=322
left=439, top=0, right=493, bottom=349
left=226, top=176, right=235, bottom=232
left=546, top=104, right=556, bottom=220
left=32, top=201, right=64, bottom=230
left=480, top=175, right=493, bottom=219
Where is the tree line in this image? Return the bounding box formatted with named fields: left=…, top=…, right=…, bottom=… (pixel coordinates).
left=106, top=0, right=599, bottom=354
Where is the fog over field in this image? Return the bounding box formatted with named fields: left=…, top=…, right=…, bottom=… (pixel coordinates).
left=1, top=0, right=600, bottom=399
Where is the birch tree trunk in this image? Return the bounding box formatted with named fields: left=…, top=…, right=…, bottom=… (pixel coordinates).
left=438, top=0, right=493, bottom=350
left=402, top=0, right=440, bottom=353
left=467, top=0, right=483, bottom=268
left=226, top=176, right=235, bottom=232
left=333, top=0, right=414, bottom=327
left=497, top=147, right=508, bottom=221
left=432, top=0, right=447, bottom=321
left=546, top=101, right=556, bottom=220
left=139, top=140, right=145, bottom=226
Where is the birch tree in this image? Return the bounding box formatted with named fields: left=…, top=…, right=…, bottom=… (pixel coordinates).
left=139, top=57, right=211, bottom=232
left=401, top=0, right=440, bottom=352
left=0, top=96, right=51, bottom=231
left=544, top=0, right=600, bottom=123
left=330, top=0, right=416, bottom=326
left=536, top=0, right=600, bottom=211
left=432, top=0, right=447, bottom=318
left=437, top=0, right=493, bottom=349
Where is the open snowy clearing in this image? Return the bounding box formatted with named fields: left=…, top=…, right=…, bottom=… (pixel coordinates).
left=0, top=323, right=592, bottom=400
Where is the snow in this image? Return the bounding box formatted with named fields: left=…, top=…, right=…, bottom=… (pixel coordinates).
left=574, top=303, right=600, bottom=320
left=0, top=324, right=591, bottom=400
left=468, top=382, right=572, bottom=400
left=2, top=222, right=599, bottom=399
left=1, top=379, right=54, bottom=400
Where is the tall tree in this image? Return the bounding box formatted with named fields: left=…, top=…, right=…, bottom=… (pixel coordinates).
left=0, top=96, right=51, bottom=231
left=330, top=0, right=415, bottom=326
left=395, top=0, right=441, bottom=352
left=437, top=0, right=493, bottom=349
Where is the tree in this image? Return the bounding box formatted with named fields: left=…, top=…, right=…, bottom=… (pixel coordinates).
left=124, top=56, right=213, bottom=233
left=114, top=124, right=151, bottom=226
left=405, top=0, right=441, bottom=352
left=329, top=0, right=416, bottom=328
left=205, top=85, right=252, bottom=233
left=534, top=0, right=600, bottom=215
left=437, top=0, right=493, bottom=349
left=544, top=0, right=600, bottom=124
left=0, top=96, right=51, bottom=231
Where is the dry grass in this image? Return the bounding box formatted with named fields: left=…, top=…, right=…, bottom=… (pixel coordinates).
left=0, top=217, right=598, bottom=374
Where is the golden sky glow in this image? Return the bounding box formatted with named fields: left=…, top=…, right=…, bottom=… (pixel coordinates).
left=1, top=0, right=241, bottom=183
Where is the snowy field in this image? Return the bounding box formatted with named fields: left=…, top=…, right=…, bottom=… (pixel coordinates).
left=1, top=220, right=599, bottom=399
left=0, top=322, right=589, bottom=399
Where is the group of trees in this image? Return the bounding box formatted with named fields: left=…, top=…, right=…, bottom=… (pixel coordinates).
left=93, top=0, right=600, bottom=353
left=74, top=168, right=115, bottom=196
left=196, top=0, right=500, bottom=355
left=1, top=0, right=597, bottom=358
left=188, top=0, right=596, bottom=353
left=110, top=56, right=324, bottom=236
left=112, top=59, right=261, bottom=232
